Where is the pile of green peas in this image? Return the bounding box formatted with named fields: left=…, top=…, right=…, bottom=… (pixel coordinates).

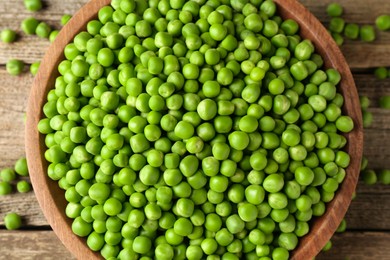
left=38, top=0, right=355, bottom=259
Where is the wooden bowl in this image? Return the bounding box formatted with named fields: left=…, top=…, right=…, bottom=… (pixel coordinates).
left=25, top=0, right=363, bottom=259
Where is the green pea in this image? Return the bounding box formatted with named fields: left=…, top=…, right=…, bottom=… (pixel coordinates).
left=360, top=25, right=376, bottom=42
left=36, top=22, right=52, bottom=38
left=197, top=99, right=217, bottom=121
left=21, top=17, right=39, bottom=35
left=379, top=96, right=390, bottom=109
left=0, top=181, right=12, bottom=195
left=344, top=23, right=360, bottom=40
left=17, top=180, right=31, bottom=193
left=335, top=116, right=354, bottom=133
left=4, top=213, right=22, bottom=230
left=1, top=29, right=17, bottom=43
left=295, top=166, right=314, bottom=186
left=326, top=3, right=343, bottom=17
left=15, top=157, right=29, bottom=176
left=24, top=0, right=42, bottom=12
left=6, top=59, right=25, bottom=76
left=376, top=15, right=390, bottom=31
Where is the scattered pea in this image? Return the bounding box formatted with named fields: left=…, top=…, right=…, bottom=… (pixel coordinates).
left=329, top=18, right=345, bottom=34
left=0, top=168, right=16, bottom=182
left=1, top=29, right=17, bottom=43
left=30, top=61, right=41, bottom=76
left=379, top=96, right=390, bottom=109
left=378, top=169, right=390, bottom=185
left=15, top=157, right=29, bottom=176
left=6, top=59, right=25, bottom=76
left=35, top=22, right=52, bottom=38
left=322, top=240, right=332, bottom=252
left=376, top=14, right=390, bottom=31
left=49, top=30, right=60, bottom=42
left=360, top=25, right=376, bottom=42
left=61, top=14, right=72, bottom=26
left=362, top=169, right=377, bottom=185
left=374, top=67, right=388, bottom=79
left=344, top=23, right=360, bottom=40
left=0, top=181, right=12, bottom=195
left=4, top=213, right=22, bottom=230
left=17, top=180, right=32, bottom=193
left=24, top=0, right=42, bottom=12
left=21, top=17, right=40, bottom=35
left=326, top=3, right=343, bottom=17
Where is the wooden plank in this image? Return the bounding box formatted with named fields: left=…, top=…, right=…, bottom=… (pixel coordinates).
left=317, top=231, right=390, bottom=260
left=353, top=74, right=390, bottom=169
left=0, top=192, right=47, bottom=226
left=0, top=69, right=31, bottom=169
left=363, top=128, right=390, bottom=169
left=342, top=43, right=390, bottom=69
left=345, top=192, right=390, bottom=230
left=355, top=74, right=390, bottom=109
left=0, top=230, right=74, bottom=259
left=356, top=182, right=390, bottom=194
left=0, top=38, right=50, bottom=65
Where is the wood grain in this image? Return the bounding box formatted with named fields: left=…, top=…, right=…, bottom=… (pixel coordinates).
left=0, top=69, right=31, bottom=169
left=274, top=0, right=363, bottom=258
left=0, top=192, right=47, bottom=227
left=345, top=193, right=390, bottom=230
left=355, top=74, right=390, bottom=108
left=0, top=0, right=387, bottom=259
left=317, top=232, right=390, bottom=260
left=0, top=230, right=74, bottom=260
left=25, top=1, right=111, bottom=259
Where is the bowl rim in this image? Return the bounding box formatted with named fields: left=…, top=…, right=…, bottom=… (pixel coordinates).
left=25, top=0, right=363, bottom=259
left=273, top=0, right=363, bottom=258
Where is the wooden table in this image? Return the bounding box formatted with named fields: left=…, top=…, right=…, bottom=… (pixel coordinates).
left=0, top=0, right=389, bottom=259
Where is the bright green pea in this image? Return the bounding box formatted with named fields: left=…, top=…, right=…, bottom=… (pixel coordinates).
left=1, top=29, right=16, bottom=43
left=4, top=213, right=22, bottom=230
left=21, top=17, right=39, bottom=35
left=197, top=99, right=217, bottom=121
left=16, top=180, right=31, bottom=193
left=327, top=3, right=343, bottom=17
left=376, top=15, right=390, bottom=31
left=6, top=59, right=25, bottom=76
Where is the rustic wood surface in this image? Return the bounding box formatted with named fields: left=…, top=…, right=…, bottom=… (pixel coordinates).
left=0, top=0, right=389, bottom=259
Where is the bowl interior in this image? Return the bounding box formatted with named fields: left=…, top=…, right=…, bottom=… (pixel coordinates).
left=25, top=0, right=363, bottom=259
